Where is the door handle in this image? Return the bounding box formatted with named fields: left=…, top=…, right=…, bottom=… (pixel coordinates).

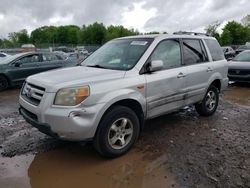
left=207, top=67, right=213, bottom=72
left=177, top=72, right=186, bottom=78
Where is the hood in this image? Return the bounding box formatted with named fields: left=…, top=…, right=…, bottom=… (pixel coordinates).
left=228, top=61, right=250, bottom=70
left=27, top=66, right=126, bottom=92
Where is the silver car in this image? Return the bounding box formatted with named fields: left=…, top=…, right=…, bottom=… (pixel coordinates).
left=19, top=34, right=228, bottom=157
left=228, top=50, right=250, bottom=82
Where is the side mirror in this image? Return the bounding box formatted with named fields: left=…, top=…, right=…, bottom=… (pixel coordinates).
left=14, top=62, right=21, bottom=67
left=148, top=60, right=164, bottom=72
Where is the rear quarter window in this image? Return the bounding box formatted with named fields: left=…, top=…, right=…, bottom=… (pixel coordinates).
left=205, top=39, right=224, bottom=61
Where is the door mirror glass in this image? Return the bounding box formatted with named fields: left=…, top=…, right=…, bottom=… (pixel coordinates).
left=14, top=60, right=21, bottom=67
left=148, top=60, right=163, bottom=72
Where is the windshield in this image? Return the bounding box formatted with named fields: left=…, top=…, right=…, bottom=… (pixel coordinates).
left=238, top=45, right=250, bottom=50
left=233, top=51, right=250, bottom=62
left=82, top=38, right=153, bottom=70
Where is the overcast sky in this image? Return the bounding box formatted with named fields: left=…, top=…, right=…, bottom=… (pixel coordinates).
left=0, top=0, right=249, bottom=37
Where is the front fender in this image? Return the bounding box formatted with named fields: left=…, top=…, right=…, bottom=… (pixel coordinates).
left=98, top=88, right=146, bottom=114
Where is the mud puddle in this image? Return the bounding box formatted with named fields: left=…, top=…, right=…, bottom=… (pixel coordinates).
left=224, top=83, right=250, bottom=107
left=0, top=145, right=177, bottom=188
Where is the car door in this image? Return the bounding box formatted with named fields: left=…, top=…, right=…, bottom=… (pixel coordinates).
left=145, top=39, right=188, bottom=119
left=182, top=38, right=211, bottom=105
left=8, top=54, right=42, bottom=85
left=40, top=53, right=63, bottom=72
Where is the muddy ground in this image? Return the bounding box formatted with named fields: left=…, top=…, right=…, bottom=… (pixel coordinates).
left=0, top=83, right=249, bottom=188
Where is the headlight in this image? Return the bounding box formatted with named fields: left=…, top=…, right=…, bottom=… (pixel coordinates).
left=54, top=86, right=89, bottom=106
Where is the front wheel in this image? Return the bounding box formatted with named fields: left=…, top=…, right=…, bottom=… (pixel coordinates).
left=94, top=106, right=140, bottom=158
left=0, top=76, right=8, bottom=91
left=195, top=85, right=219, bottom=116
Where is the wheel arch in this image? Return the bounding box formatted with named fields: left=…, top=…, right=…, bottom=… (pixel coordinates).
left=0, top=73, right=11, bottom=87
left=210, top=79, right=221, bottom=92
left=95, top=98, right=145, bottom=138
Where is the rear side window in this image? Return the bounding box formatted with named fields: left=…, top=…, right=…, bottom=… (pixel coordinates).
left=205, top=39, right=224, bottom=61
left=42, top=54, right=58, bottom=61
left=182, top=39, right=208, bottom=65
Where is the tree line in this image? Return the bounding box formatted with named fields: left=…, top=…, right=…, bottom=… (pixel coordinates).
left=1, top=15, right=250, bottom=48
left=0, top=23, right=141, bottom=48
left=205, top=15, right=250, bottom=46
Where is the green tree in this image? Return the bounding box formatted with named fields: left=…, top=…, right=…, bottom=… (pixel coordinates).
left=104, top=25, right=139, bottom=41
left=144, top=31, right=160, bottom=35
left=220, top=21, right=248, bottom=45
left=17, top=29, right=29, bottom=44
left=220, top=29, right=232, bottom=45
left=205, top=21, right=221, bottom=41
left=80, top=22, right=106, bottom=44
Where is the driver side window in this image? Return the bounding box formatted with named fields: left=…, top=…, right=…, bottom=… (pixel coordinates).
left=151, top=39, right=181, bottom=70
left=17, top=54, right=40, bottom=64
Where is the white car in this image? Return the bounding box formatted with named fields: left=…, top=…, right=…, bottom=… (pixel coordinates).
left=0, top=52, right=10, bottom=59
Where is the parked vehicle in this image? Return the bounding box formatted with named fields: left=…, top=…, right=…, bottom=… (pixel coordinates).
left=0, top=52, right=10, bottom=59
left=222, top=46, right=235, bottom=60
left=19, top=34, right=228, bottom=157
left=21, top=44, right=36, bottom=52
left=235, top=45, right=250, bottom=55
left=0, top=52, right=76, bottom=91
left=228, top=50, right=250, bottom=83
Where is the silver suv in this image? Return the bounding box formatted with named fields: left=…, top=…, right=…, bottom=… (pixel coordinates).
left=19, top=34, right=228, bottom=157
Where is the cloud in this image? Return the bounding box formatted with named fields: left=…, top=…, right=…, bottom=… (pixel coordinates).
left=0, top=0, right=249, bottom=37
left=143, top=0, right=250, bottom=33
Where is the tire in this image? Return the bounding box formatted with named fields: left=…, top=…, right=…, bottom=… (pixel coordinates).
left=94, top=105, right=140, bottom=158
left=0, top=76, right=8, bottom=91
left=195, top=85, right=219, bottom=116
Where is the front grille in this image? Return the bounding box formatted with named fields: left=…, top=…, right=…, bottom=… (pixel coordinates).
left=228, top=69, right=250, bottom=76
left=21, top=82, right=45, bottom=106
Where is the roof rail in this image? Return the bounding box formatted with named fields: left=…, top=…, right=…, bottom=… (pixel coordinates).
left=173, top=31, right=210, bottom=37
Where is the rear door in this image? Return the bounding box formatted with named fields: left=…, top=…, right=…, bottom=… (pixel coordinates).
left=8, top=54, right=42, bottom=85
left=145, top=39, right=188, bottom=118
left=182, top=38, right=211, bottom=105
left=40, top=53, right=63, bottom=72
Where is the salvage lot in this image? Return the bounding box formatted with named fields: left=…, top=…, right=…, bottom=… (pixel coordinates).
left=0, top=84, right=249, bottom=188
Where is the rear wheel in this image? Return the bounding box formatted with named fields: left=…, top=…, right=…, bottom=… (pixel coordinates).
left=94, top=106, right=140, bottom=158
left=0, top=76, right=8, bottom=91
left=195, top=85, right=219, bottom=116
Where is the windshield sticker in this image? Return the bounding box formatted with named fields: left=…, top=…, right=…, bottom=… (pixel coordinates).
left=131, top=41, right=148, bottom=46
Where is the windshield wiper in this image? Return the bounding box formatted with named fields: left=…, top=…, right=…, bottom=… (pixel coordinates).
left=86, top=64, right=107, bottom=69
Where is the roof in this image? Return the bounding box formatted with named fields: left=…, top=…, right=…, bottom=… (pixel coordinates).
left=117, top=34, right=214, bottom=40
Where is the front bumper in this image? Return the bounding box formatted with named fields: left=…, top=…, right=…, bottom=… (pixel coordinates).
left=228, top=74, right=250, bottom=82
left=19, top=93, right=106, bottom=141
left=19, top=107, right=59, bottom=138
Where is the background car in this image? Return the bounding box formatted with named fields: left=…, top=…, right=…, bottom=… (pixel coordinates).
left=235, top=45, right=250, bottom=55
left=222, top=46, right=235, bottom=60
left=0, top=52, right=76, bottom=91
left=0, top=52, right=10, bottom=60
left=228, top=50, right=250, bottom=83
